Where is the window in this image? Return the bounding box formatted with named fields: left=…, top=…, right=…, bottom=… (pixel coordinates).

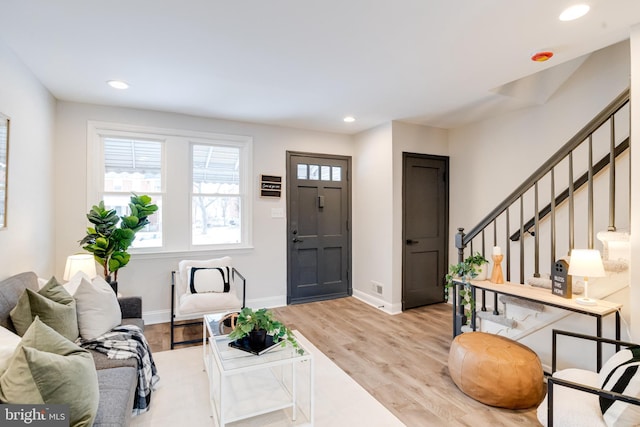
left=192, top=144, right=241, bottom=245
left=296, top=163, right=342, bottom=181
left=102, top=137, right=163, bottom=248
left=88, top=122, right=252, bottom=253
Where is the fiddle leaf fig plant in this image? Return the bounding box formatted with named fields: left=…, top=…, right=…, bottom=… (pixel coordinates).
left=80, top=194, right=158, bottom=282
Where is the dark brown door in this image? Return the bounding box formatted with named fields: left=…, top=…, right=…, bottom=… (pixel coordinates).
left=403, top=153, right=449, bottom=309
left=287, top=152, right=351, bottom=304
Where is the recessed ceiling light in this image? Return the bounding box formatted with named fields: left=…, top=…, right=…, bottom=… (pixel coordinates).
left=343, top=116, right=355, bottom=123
left=106, top=80, right=129, bottom=90
left=559, top=4, right=590, bottom=21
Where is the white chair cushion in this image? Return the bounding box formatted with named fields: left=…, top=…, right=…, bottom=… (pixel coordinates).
left=537, top=368, right=606, bottom=427
left=178, top=292, right=242, bottom=316
left=177, top=257, right=233, bottom=296
left=599, top=346, right=640, bottom=427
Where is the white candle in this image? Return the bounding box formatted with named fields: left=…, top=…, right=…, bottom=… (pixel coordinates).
left=493, top=246, right=502, bottom=256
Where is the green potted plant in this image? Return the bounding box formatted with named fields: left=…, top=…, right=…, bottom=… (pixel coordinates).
left=466, top=252, right=490, bottom=281
left=444, top=252, right=489, bottom=313
left=80, top=193, right=158, bottom=292
left=228, top=307, right=304, bottom=355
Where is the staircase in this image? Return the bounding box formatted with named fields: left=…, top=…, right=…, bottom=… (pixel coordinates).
left=452, top=89, right=631, bottom=363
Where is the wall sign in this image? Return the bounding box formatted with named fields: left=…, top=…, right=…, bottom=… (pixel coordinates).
left=552, top=259, right=572, bottom=298
left=261, top=174, right=282, bottom=198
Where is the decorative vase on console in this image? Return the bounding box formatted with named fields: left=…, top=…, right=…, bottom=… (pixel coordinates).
left=490, top=246, right=505, bottom=284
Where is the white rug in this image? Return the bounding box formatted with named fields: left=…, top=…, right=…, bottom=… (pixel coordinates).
left=131, top=332, right=405, bottom=427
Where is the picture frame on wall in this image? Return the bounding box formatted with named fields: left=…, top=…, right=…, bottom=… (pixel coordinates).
left=0, top=113, right=9, bottom=229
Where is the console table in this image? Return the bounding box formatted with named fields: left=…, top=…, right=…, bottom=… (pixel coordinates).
left=466, top=280, right=622, bottom=370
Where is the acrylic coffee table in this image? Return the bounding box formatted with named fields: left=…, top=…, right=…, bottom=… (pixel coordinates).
left=203, top=313, right=314, bottom=426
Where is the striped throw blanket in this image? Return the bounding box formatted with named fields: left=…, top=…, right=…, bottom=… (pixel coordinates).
left=80, top=324, right=160, bottom=415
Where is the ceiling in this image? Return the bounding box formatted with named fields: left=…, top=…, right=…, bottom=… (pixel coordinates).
left=1, top=1, right=639, bottom=134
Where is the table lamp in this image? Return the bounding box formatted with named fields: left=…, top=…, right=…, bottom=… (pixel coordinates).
left=63, top=254, right=97, bottom=281
left=568, top=249, right=605, bottom=306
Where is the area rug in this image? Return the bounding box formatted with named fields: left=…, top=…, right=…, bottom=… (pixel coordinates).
left=131, top=331, right=405, bottom=426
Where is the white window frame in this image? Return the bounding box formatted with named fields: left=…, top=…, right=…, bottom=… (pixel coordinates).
left=87, top=121, right=253, bottom=255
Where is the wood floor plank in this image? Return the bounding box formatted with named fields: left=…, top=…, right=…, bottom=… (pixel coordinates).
left=146, top=297, right=543, bottom=426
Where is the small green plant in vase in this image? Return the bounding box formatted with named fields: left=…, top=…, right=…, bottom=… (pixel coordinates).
left=228, top=307, right=304, bottom=355
left=444, top=252, right=489, bottom=314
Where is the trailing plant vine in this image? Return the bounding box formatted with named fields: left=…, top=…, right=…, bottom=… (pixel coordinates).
left=444, top=252, right=489, bottom=315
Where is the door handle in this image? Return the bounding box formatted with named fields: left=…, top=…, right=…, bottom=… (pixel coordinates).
left=293, top=237, right=303, bottom=243
left=406, top=239, right=419, bottom=245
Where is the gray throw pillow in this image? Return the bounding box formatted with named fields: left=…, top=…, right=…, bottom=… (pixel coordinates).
left=10, top=277, right=79, bottom=341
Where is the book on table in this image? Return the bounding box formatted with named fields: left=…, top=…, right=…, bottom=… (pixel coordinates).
left=228, top=335, right=283, bottom=355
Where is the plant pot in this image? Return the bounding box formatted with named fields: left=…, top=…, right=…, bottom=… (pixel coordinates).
left=105, top=277, right=118, bottom=294
left=475, top=263, right=489, bottom=281
left=248, top=329, right=267, bottom=350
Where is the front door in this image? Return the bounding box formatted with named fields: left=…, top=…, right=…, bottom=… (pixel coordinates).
left=287, top=152, right=351, bottom=304
left=403, top=153, right=449, bottom=309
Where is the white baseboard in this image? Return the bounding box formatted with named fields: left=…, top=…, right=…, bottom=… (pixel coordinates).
left=352, top=289, right=402, bottom=314
left=143, top=293, right=406, bottom=324
left=143, top=309, right=171, bottom=325
left=248, top=295, right=287, bottom=309
left=142, top=296, right=288, bottom=325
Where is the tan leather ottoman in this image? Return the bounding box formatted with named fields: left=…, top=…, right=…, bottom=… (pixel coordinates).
left=448, top=332, right=544, bottom=409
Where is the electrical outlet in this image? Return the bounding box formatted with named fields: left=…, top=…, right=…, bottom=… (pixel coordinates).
left=371, top=281, right=383, bottom=294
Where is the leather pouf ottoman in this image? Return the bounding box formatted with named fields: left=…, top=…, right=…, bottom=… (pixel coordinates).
left=448, top=332, right=544, bottom=409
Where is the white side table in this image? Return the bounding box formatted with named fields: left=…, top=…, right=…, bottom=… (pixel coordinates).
left=203, top=314, right=314, bottom=426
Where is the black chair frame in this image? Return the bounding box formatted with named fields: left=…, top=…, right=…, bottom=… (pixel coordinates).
left=170, top=267, right=246, bottom=349
left=547, top=329, right=640, bottom=427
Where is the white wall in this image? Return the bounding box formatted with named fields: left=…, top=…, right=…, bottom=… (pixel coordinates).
left=352, top=123, right=394, bottom=311
left=54, top=101, right=353, bottom=322
left=449, top=41, right=631, bottom=258
left=0, top=42, right=56, bottom=278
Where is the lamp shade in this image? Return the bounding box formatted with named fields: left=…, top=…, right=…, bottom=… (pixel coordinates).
left=568, top=249, right=605, bottom=278
left=63, top=254, right=97, bottom=280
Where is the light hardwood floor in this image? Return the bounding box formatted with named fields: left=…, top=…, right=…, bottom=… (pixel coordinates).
left=145, top=297, right=543, bottom=427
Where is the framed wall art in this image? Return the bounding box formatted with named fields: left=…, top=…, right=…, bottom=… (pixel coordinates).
left=0, top=113, right=9, bottom=229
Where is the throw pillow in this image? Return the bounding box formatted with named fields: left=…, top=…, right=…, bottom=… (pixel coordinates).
left=599, top=345, right=640, bottom=426
left=62, top=270, right=92, bottom=296
left=188, top=266, right=230, bottom=293
left=73, top=276, right=122, bottom=340
left=0, top=317, right=99, bottom=427
left=10, top=277, right=79, bottom=341
left=177, top=257, right=233, bottom=295
left=0, top=326, right=21, bottom=374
